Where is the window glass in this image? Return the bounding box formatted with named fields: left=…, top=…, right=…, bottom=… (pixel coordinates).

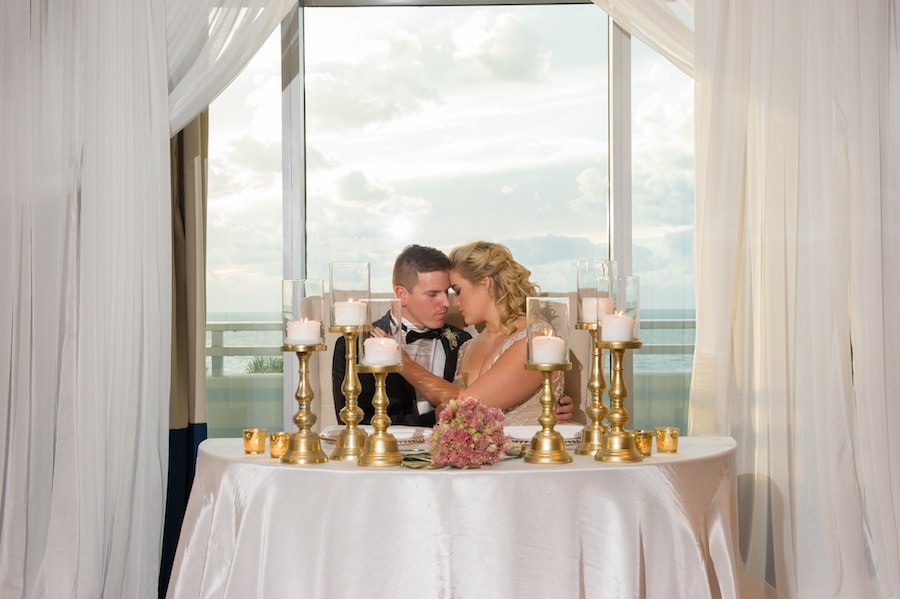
left=207, top=30, right=283, bottom=438
left=629, top=38, right=695, bottom=432
left=304, top=6, right=609, bottom=292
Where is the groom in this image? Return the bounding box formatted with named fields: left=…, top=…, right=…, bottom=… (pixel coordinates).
left=332, top=245, right=472, bottom=427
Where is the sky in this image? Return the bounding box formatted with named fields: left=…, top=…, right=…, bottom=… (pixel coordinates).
left=207, top=5, right=694, bottom=316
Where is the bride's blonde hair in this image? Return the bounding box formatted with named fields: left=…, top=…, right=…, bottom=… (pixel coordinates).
left=449, top=241, right=538, bottom=335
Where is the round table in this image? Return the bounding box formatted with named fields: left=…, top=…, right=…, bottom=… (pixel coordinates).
left=167, top=436, right=738, bottom=599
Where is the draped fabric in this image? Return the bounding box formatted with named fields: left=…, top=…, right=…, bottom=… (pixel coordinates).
left=1, top=1, right=294, bottom=596
left=0, top=1, right=171, bottom=596
left=166, top=0, right=297, bottom=134
left=589, top=0, right=694, bottom=76
left=691, top=1, right=900, bottom=597
left=160, top=111, right=210, bottom=598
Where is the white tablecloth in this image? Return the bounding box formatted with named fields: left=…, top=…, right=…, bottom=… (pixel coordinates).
left=167, top=436, right=738, bottom=599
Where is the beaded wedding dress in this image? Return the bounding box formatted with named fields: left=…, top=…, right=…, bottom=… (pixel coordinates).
left=454, top=329, right=564, bottom=426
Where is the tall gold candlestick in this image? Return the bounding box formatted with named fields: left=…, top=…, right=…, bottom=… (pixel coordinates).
left=524, top=362, right=573, bottom=464
left=596, top=340, right=643, bottom=463
left=357, top=363, right=403, bottom=467
left=281, top=343, right=329, bottom=464
left=330, top=326, right=368, bottom=461
left=575, top=323, right=608, bottom=455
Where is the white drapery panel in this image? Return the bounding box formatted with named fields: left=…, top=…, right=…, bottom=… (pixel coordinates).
left=692, top=1, right=899, bottom=597
left=589, top=0, right=694, bottom=76
left=167, top=0, right=296, bottom=134
left=0, top=1, right=170, bottom=597
left=1, top=0, right=294, bottom=596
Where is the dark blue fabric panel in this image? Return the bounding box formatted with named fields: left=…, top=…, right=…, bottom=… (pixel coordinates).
left=158, top=422, right=207, bottom=599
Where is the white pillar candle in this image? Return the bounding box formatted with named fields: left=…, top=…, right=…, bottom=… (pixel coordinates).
left=580, top=297, right=615, bottom=322
left=362, top=337, right=401, bottom=365
left=531, top=334, right=566, bottom=363
left=333, top=300, right=367, bottom=326
left=285, top=319, right=322, bottom=345
left=601, top=312, right=636, bottom=341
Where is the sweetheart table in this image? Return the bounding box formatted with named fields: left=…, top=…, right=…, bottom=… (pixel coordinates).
left=166, top=436, right=738, bottom=599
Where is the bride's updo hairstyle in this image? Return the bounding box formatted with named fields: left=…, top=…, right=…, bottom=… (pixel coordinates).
left=449, top=241, right=538, bottom=335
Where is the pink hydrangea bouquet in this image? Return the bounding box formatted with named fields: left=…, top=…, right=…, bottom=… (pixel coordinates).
left=429, top=397, right=510, bottom=468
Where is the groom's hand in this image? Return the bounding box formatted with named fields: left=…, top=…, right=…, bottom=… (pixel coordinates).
left=555, top=394, right=574, bottom=422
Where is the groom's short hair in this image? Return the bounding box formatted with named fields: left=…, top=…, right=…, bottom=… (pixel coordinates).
left=393, top=245, right=451, bottom=290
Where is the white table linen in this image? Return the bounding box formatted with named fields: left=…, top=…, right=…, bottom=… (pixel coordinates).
left=168, top=436, right=738, bottom=599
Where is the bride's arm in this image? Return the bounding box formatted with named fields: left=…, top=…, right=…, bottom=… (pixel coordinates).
left=460, top=338, right=543, bottom=411
left=396, top=351, right=462, bottom=405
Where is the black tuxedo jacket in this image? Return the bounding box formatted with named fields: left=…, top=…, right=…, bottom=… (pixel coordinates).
left=331, top=314, right=472, bottom=427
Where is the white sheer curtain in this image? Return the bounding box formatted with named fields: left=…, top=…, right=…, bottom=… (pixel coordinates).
left=590, top=0, right=694, bottom=75
left=0, top=0, right=293, bottom=597
left=691, top=1, right=900, bottom=598
left=167, top=0, right=297, bottom=134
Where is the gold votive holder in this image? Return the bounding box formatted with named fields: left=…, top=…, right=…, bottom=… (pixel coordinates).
left=242, top=428, right=267, bottom=454
left=269, top=432, right=289, bottom=458
left=655, top=426, right=679, bottom=453
left=633, top=430, right=653, bottom=456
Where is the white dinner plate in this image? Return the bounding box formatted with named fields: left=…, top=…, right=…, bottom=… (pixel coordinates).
left=319, top=425, right=429, bottom=444
left=505, top=424, right=584, bottom=444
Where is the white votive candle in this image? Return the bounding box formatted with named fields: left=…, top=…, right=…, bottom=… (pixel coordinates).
left=531, top=334, right=566, bottom=363
left=333, top=300, right=367, bottom=326
left=285, top=319, right=322, bottom=345
left=362, top=337, right=401, bottom=365
left=601, top=312, right=636, bottom=341
left=580, top=297, right=615, bottom=322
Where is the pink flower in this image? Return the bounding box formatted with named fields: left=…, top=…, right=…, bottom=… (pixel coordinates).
left=429, top=397, right=510, bottom=468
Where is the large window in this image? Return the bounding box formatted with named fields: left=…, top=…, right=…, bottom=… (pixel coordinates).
left=630, top=38, right=694, bottom=432
left=206, top=4, right=695, bottom=436
left=304, top=5, right=609, bottom=292
left=207, top=31, right=283, bottom=437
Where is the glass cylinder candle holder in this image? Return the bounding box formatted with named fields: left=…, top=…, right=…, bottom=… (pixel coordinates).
left=282, top=279, right=325, bottom=346
left=358, top=299, right=403, bottom=366
left=329, top=262, right=370, bottom=327
left=526, top=296, right=571, bottom=365
left=576, top=259, right=617, bottom=324
left=601, top=275, right=640, bottom=342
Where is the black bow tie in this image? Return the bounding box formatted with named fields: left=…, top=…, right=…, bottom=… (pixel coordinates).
left=406, top=328, right=443, bottom=344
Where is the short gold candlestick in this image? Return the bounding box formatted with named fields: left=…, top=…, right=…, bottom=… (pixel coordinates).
left=524, top=362, right=573, bottom=464
left=357, top=363, right=403, bottom=467
left=575, top=322, right=608, bottom=455
left=280, top=343, right=329, bottom=464
left=330, top=326, right=368, bottom=461
left=596, top=340, right=643, bottom=463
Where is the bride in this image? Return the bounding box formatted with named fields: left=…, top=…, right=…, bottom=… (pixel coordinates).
left=396, top=241, right=564, bottom=425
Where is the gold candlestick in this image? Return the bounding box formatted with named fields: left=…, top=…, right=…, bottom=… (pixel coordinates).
left=357, top=363, right=403, bottom=467
left=281, top=343, right=329, bottom=464
left=330, top=326, right=368, bottom=461
left=596, top=340, right=643, bottom=463
left=575, top=322, right=608, bottom=455
left=524, top=362, right=573, bottom=464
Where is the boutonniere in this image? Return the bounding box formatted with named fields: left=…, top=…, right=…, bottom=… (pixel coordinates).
left=441, top=327, right=459, bottom=350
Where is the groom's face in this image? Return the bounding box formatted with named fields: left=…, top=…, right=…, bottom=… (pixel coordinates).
left=396, top=270, right=451, bottom=330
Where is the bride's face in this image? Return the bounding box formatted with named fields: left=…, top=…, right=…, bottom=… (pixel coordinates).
left=450, top=270, right=491, bottom=326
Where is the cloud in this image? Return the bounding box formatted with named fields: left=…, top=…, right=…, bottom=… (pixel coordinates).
left=631, top=161, right=694, bottom=226
left=335, top=170, right=432, bottom=218
left=306, top=145, right=337, bottom=170
left=453, top=11, right=550, bottom=82
left=305, top=32, right=440, bottom=132
left=567, top=167, right=608, bottom=214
